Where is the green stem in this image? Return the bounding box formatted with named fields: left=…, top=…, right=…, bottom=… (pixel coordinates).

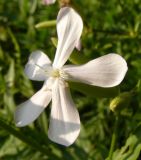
left=108, top=116, right=119, bottom=160
left=0, top=118, right=54, bottom=157
left=35, top=20, right=56, bottom=29
left=7, top=27, right=21, bottom=65
left=92, top=28, right=129, bottom=35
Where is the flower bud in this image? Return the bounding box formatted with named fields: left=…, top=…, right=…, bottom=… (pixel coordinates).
left=59, top=0, right=71, bottom=7
left=43, top=0, right=56, bottom=5
left=110, top=92, right=132, bottom=112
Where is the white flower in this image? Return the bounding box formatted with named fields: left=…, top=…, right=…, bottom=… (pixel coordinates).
left=43, top=0, right=56, bottom=5
left=14, top=7, right=128, bottom=146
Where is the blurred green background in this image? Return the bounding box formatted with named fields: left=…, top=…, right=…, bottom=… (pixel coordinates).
left=0, top=0, right=141, bottom=159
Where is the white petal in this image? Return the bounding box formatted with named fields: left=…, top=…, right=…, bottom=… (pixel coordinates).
left=25, top=50, right=52, bottom=81
left=64, top=53, right=128, bottom=87
left=43, top=0, right=56, bottom=5
left=15, top=83, right=52, bottom=127
left=75, top=39, right=81, bottom=51
left=48, top=79, right=80, bottom=146
left=53, top=7, right=83, bottom=68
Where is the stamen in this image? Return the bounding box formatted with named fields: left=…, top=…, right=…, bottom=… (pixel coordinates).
left=51, top=69, right=60, bottom=78
left=60, top=70, right=69, bottom=79
left=50, top=69, right=69, bottom=79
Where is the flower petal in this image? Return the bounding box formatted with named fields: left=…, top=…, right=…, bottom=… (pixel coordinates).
left=48, top=79, right=80, bottom=146
left=15, top=84, right=52, bottom=127
left=53, top=7, right=83, bottom=68
left=25, top=50, right=52, bottom=81
left=75, top=39, right=81, bottom=51
left=43, top=0, right=56, bottom=5
left=64, top=53, right=128, bottom=87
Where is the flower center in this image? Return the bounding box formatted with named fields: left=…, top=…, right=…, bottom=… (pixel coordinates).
left=50, top=69, right=69, bottom=79
left=51, top=69, right=60, bottom=78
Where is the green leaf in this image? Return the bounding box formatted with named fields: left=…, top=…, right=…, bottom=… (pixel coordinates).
left=107, top=123, right=141, bottom=160
left=4, top=59, right=16, bottom=116
left=35, top=20, right=56, bottom=29
left=5, top=59, right=15, bottom=88
left=69, top=51, right=90, bottom=64
left=69, top=82, right=119, bottom=98
left=107, top=135, right=141, bottom=160
left=0, top=118, right=54, bottom=158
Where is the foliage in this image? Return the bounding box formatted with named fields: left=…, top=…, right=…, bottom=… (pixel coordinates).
left=0, top=0, right=141, bottom=159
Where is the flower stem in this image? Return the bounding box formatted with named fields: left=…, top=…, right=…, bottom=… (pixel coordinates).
left=35, top=20, right=56, bottom=29
left=108, top=115, right=119, bottom=160
left=0, top=118, right=54, bottom=157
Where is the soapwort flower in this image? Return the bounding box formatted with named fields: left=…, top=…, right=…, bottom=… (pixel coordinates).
left=43, top=0, right=56, bottom=5
left=14, top=7, right=128, bottom=146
